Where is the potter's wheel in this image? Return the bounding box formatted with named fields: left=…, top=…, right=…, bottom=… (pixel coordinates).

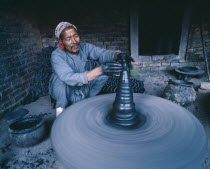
left=51, top=93, right=207, bottom=169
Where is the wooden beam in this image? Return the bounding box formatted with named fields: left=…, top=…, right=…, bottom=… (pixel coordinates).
left=130, top=1, right=139, bottom=62
left=178, top=6, right=191, bottom=60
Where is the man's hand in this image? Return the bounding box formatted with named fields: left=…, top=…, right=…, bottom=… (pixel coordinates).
left=116, top=53, right=135, bottom=69
left=117, top=53, right=135, bottom=63
left=102, top=63, right=123, bottom=77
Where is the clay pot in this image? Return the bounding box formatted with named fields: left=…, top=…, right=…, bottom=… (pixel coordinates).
left=175, top=66, right=204, bottom=81
left=8, top=116, right=46, bottom=147
left=164, top=80, right=196, bottom=106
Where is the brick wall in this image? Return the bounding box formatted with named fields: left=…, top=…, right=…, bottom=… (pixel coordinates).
left=38, top=8, right=210, bottom=72
left=133, top=13, right=210, bottom=71
left=187, top=17, right=210, bottom=61
left=78, top=10, right=129, bottom=52
left=38, top=9, right=129, bottom=53
left=1, top=2, right=210, bottom=116
left=0, top=5, right=43, bottom=116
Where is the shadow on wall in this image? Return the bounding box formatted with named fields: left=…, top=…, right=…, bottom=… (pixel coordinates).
left=23, top=46, right=55, bottom=105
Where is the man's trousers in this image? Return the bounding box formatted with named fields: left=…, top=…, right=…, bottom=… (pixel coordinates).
left=49, top=75, right=108, bottom=108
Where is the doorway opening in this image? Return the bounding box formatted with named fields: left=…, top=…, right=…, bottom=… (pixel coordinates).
left=138, top=2, right=184, bottom=55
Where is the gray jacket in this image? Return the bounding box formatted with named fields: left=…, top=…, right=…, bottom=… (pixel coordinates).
left=50, top=42, right=116, bottom=88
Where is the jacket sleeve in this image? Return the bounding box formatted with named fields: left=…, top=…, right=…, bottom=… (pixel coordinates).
left=51, top=51, right=88, bottom=86
left=86, top=43, right=118, bottom=63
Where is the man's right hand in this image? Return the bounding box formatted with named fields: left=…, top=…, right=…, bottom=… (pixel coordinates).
left=86, top=66, right=103, bottom=82
left=102, top=62, right=123, bottom=77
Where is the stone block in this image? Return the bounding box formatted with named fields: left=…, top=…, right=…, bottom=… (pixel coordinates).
left=161, top=63, right=171, bottom=66
left=179, top=63, right=189, bottom=67
left=164, top=55, right=179, bottom=63
left=14, top=91, right=27, bottom=102
left=10, top=88, right=21, bottom=98
left=116, top=37, right=128, bottom=41
left=179, top=59, right=186, bottom=63
left=2, top=88, right=13, bottom=96
left=141, top=62, right=151, bottom=67
left=171, top=63, right=180, bottom=67
left=104, top=42, right=111, bottom=46
left=139, top=56, right=152, bottom=62
left=149, top=63, right=161, bottom=67
left=94, top=42, right=104, bottom=47
left=0, top=32, right=10, bottom=39
left=152, top=56, right=164, bottom=61
left=171, top=59, right=180, bottom=63
left=159, top=66, right=167, bottom=70
left=151, top=66, right=166, bottom=71
left=3, top=101, right=15, bottom=109
left=139, top=67, right=151, bottom=71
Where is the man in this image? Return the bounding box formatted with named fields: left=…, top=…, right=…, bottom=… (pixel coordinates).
left=49, top=22, right=132, bottom=117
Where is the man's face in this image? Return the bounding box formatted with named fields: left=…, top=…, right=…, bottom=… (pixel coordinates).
left=61, top=27, right=80, bottom=54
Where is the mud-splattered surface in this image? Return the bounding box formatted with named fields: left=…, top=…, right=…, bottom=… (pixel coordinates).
left=0, top=96, right=65, bottom=169
left=0, top=70, right=210, bottom=169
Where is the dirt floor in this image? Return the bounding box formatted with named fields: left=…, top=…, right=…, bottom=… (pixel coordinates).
left=0, top=70, right=210, bottom=169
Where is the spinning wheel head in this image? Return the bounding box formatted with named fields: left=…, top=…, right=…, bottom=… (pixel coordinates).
left=51, top=94, right=207, bottom=169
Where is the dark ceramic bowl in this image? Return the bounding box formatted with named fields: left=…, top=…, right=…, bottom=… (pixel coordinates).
left=9, top=116, right=46, bottom=147
left=179, top=66, right=198, bottom=72
left=175, top=67, right=205, bottom=76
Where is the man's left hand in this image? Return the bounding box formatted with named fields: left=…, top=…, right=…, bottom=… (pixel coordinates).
left=116, top=52, right=135, bottom=63
left=116, top=53, right=135, bottom=69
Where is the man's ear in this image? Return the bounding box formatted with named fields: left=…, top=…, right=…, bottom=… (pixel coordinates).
left=59, top=40, right=65, bottom=51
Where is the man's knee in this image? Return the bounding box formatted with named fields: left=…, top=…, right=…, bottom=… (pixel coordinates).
left=50, top=78, right=69, bottom=108
left=88, top=75, right=109, bottom=97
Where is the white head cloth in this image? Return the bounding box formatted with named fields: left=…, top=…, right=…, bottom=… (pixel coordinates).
left=55, top=21, right=77, bottom=39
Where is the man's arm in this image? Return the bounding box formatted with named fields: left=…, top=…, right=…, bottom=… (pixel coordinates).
left=51, top=51, right=88, bottom=86
left=86, top=66, right=102, bottom=81
left=85, top=43, right=120, bottom=63
left=52, top=50, right=121, bottom=85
